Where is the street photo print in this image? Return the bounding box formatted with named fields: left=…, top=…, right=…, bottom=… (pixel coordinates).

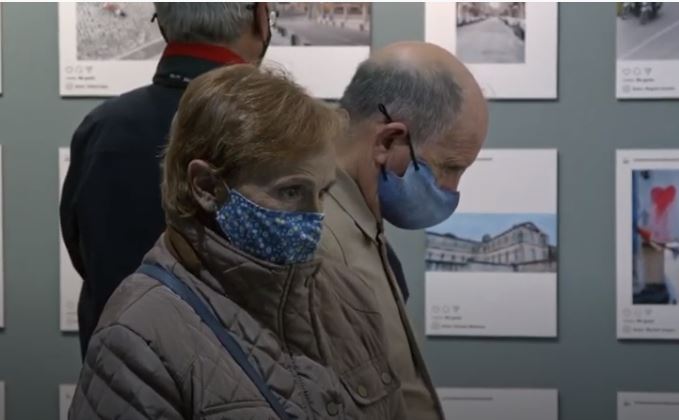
left=264, top=2, right=371, bottom=98
left=271, top=2, right=370, bottom=47
left=76, top=2, right=163, bottom=61
left=615, top=3, right=679, bottom=98
left=59, top=2, right=165, bottom=96
left=456, top=2, right=526, bottom=64
left=426, top=2, right=557, bottom=99
left=617, top=2, right=679, bottom=61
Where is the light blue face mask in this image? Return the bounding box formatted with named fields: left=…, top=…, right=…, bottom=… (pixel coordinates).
left=378, top=159, right=460, bottom=230
left=376, top=104, right=460, bottom=230
left=215, top=189, right=324, bottom=265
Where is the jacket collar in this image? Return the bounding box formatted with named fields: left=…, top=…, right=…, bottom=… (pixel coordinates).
left=328, top=168, right=383, bottom=243
left=163, top=215, right=321, bottom=339
left=153, top=42, right=245, bottom=88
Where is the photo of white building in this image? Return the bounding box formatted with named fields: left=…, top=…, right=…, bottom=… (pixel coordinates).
left=426, top=220, right=557, bottom=273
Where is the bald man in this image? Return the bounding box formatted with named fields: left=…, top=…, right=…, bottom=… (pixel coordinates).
left=318, top=42, right=488, bottom=419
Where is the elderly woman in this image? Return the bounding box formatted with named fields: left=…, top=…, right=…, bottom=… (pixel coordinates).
left=69, top=65, right=407, bottom=420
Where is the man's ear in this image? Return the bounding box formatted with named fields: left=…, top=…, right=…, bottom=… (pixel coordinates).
left=373, top=122, right=409, bottom=166
left=254, top=3, right=270, bottom=40
left=187, top=160, right=225, bottom=213
left=157, top=24, right=168, bottom=43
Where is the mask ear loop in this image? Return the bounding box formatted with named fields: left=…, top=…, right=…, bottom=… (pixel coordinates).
left=377, top=104, right=420, bottom=174
left=213, top=166, right=232, bottom=206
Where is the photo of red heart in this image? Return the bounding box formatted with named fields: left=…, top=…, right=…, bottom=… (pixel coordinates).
left=651, top=185, right=676, bottom=213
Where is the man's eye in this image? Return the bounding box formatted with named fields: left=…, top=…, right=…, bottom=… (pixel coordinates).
left=280, top=186, right=302, bottom=200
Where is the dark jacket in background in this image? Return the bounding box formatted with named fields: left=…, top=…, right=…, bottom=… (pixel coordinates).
left=59, top=45, right=243, bottom=357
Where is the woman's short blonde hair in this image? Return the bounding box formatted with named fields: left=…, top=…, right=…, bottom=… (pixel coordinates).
left=162, top=64, right=345, bottom=218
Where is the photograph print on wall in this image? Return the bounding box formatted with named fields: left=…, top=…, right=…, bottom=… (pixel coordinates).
left=265, top=2, right=371, bottom=99
left=59, top=2, right=164, bottom=96
left=426, top=2, right=557, bottom=99
left=617, top=150, right=679, bottom=340
left=271, top=2, right=370, bottom=47
left=456, top=2, right=526, bottom=64
left=426, top=149, right=558, bottom=338
left=616, top=2, right=679, bottom=98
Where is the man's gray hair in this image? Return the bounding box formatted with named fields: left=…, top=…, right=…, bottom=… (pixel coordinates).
left=340, top=60, right=463, bottom=144
left=154, top=3, right=254, bottom=44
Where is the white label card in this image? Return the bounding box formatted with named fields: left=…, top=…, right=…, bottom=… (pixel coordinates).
left=619, top=392, right=679, bottom=420
left=426, top=149, right=558, bottom=337
left=60, top=384, right=76, bottom=420
left=617, top=150, right=679, bottom=339
left=59, top=148, right=82, bottom=331
left=438, top=388, right=558, bottom=420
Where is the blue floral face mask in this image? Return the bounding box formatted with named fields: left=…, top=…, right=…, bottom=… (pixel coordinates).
left=215, top=189, right=324, bottom=265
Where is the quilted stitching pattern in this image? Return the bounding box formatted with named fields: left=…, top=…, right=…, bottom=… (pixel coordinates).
left=70, top=228, right=408, bottom=420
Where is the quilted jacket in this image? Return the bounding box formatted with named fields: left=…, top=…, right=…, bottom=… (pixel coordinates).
left=69, top=216, right=407, bottom=419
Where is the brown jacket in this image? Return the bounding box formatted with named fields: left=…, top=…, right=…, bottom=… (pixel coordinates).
left=319, top=169, right=444, bottom=420
left=69, top=217, right=407, bottom=419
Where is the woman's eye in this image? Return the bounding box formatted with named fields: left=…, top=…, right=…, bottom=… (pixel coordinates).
left=280, top=186, right=302, bottom=200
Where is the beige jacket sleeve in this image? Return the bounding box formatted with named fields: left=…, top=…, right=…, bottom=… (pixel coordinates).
left=69, top=324, right=184, bottom=420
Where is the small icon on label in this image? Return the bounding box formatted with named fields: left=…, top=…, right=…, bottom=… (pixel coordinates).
left=431, top=322, right=441, bottom=330
left=442, top=306, right=451, bottom=314
left=633, top=67, right=642, bottom=76
left=623, top=325, right=632, bottom=333
left=86, top=66, right=93, bottom=73
left=453, top=305, right=460, bottom=313
left=645, top=308, right=652, bottom=316
left=432, top=305, right=441, bottom=314
left=624, top=400, right=631, bottom=407
left=622, top=68, right=631, bottom=76
left=65, top=66, right=74, bottom=74
left=644, top=67, right=652, bottom=75
left=65, top=83, right=74, bottom=90
left=623, top=308, right=632, bottom=317
left=634, top=309, right=642, bottom=317
left=622, top=85, right=631, bottom=93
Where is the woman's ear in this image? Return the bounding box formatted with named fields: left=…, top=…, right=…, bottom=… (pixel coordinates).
left=187, top=160, right=224, bottom=213
left=373, top=122, right=409, bottom=166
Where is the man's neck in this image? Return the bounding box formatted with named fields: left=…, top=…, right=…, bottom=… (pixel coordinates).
left=163, top=42, right=246, bottom=64
left=226, top=37, right=262, bottom=64
left=337, top=145, right=381, bottom=221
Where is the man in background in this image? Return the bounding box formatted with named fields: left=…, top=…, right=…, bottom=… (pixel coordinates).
left=320, top=41, right=489, bottom=419
left=60, top=2, right=273, bottom=357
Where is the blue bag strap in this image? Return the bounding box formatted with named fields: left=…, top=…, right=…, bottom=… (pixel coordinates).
left=137, top=263, right=291, bottom=420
